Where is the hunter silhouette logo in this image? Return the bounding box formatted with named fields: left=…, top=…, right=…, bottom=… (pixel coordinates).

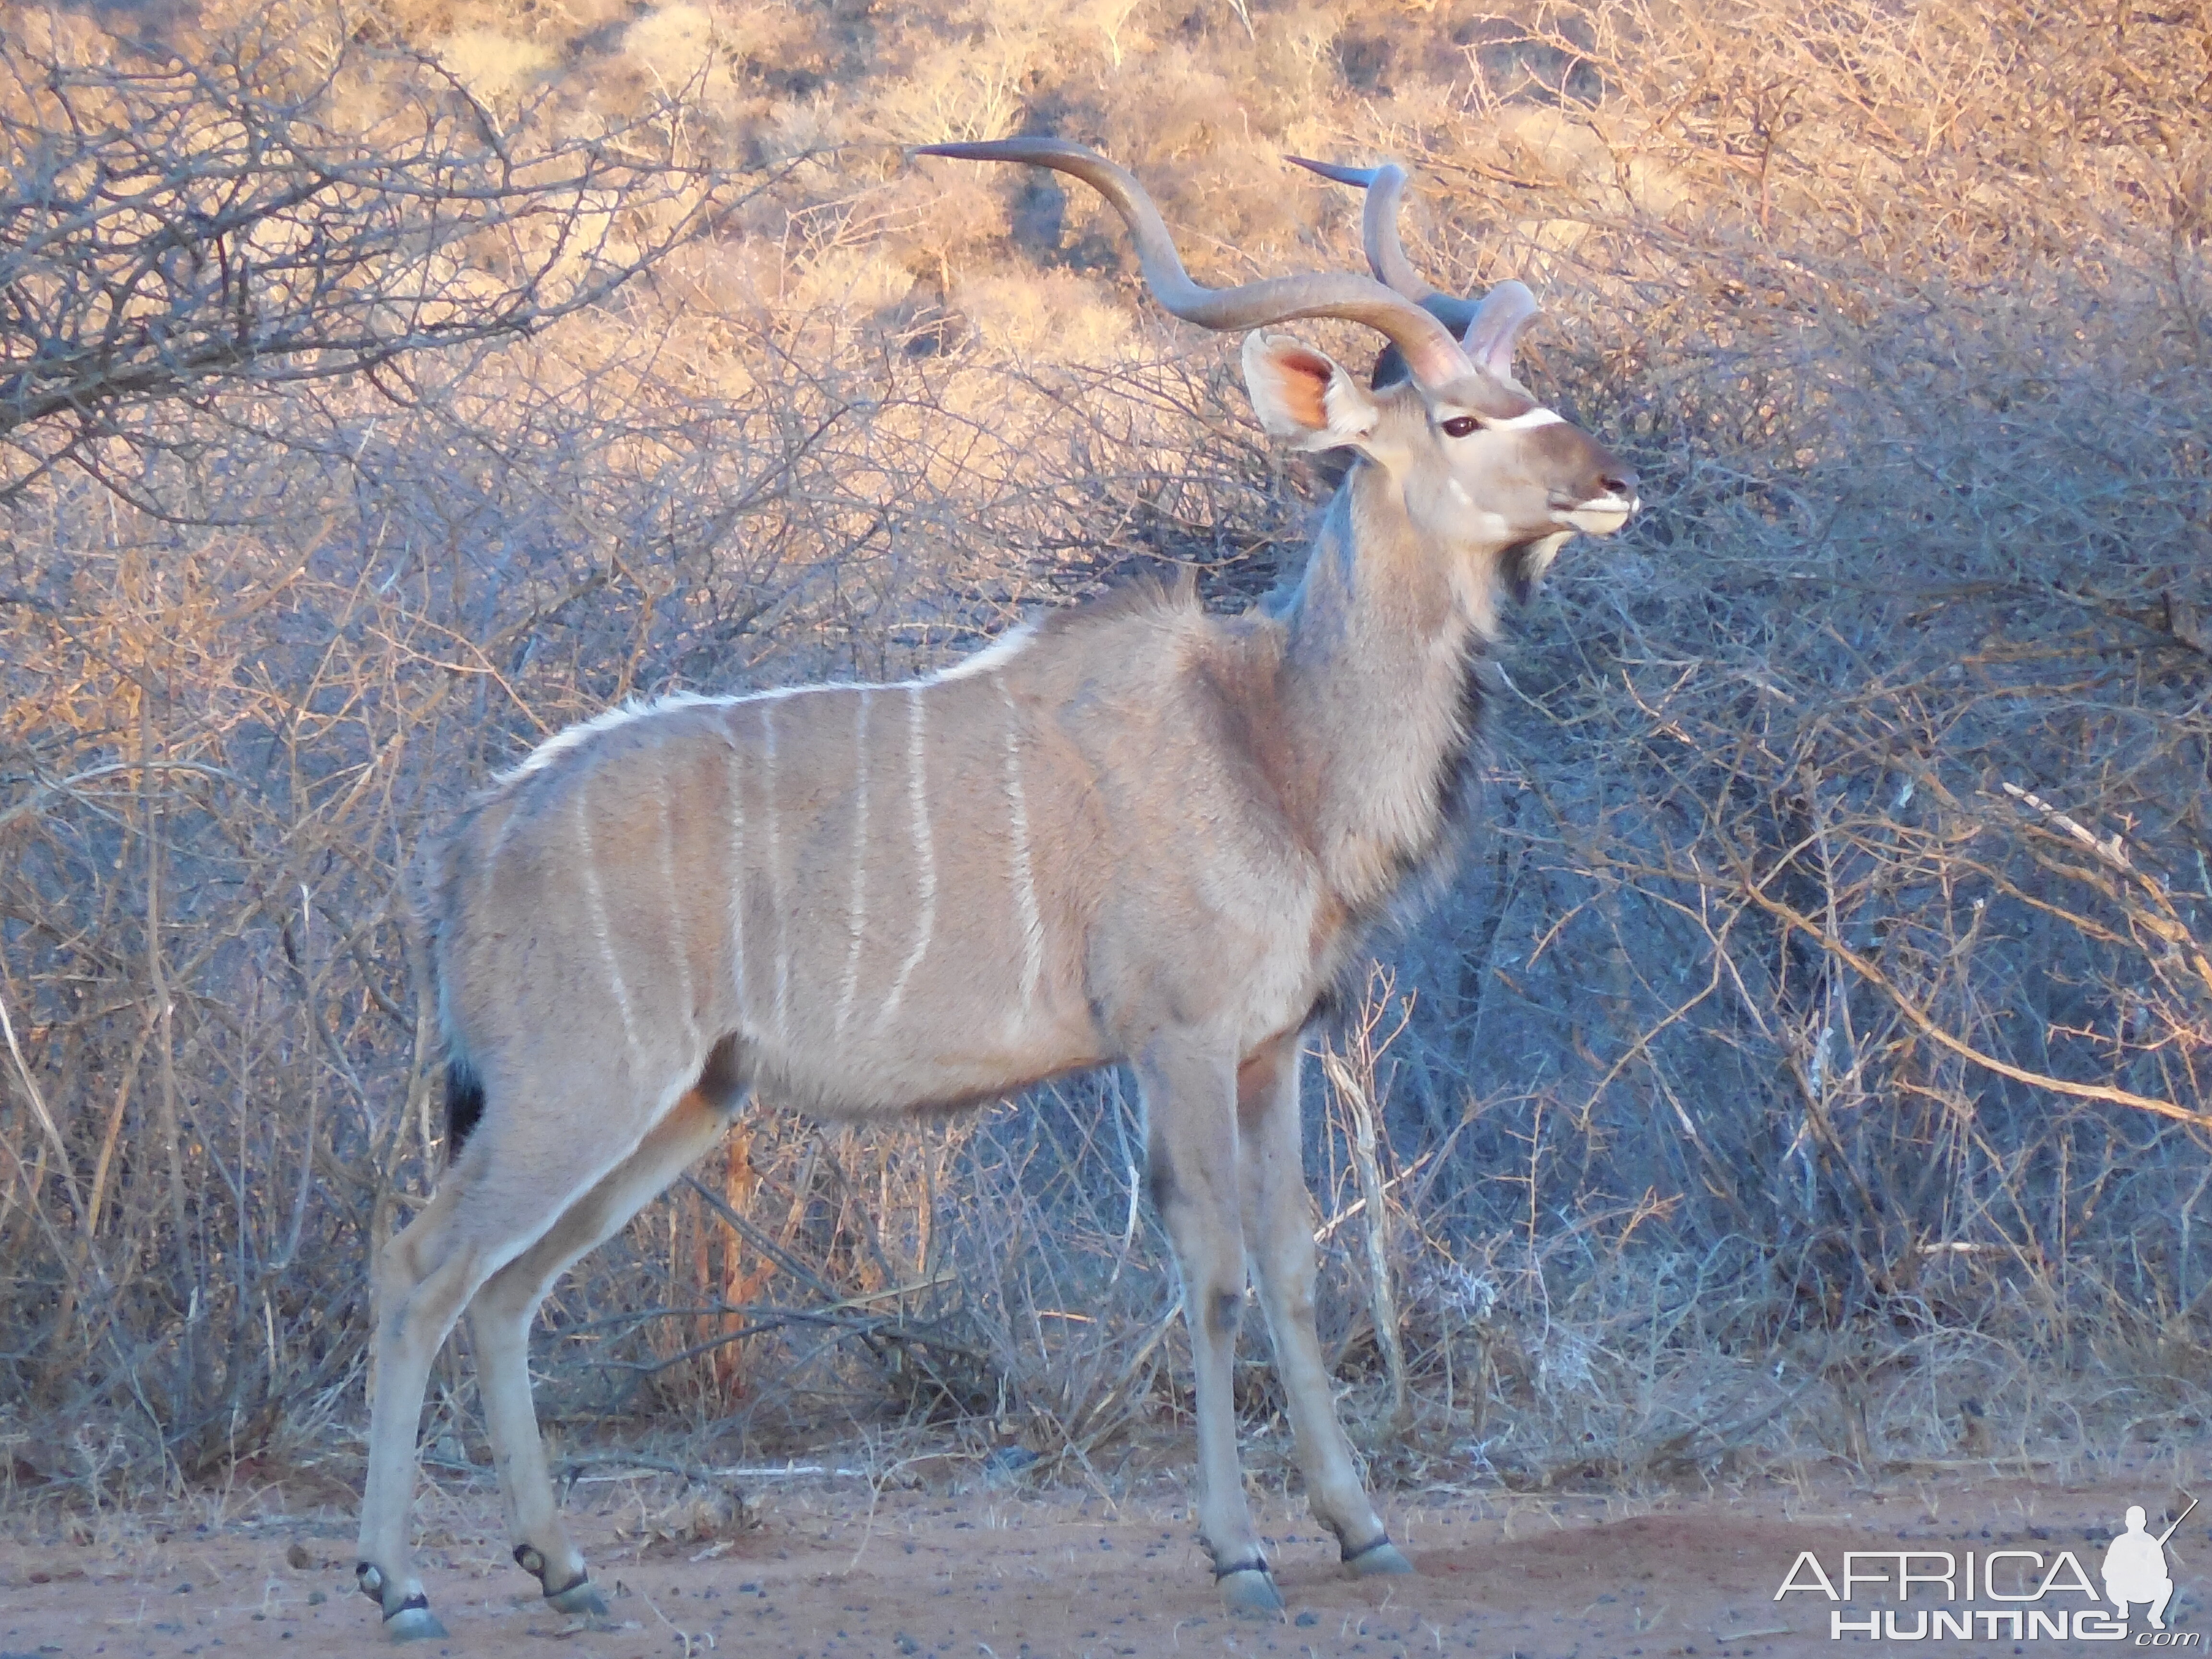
left=1776, top=1494, right=2201, bottom=1642
left=2104, top=1499, right=2193, bottom=1631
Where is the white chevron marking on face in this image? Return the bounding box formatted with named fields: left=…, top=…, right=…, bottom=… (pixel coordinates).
left=1488, top=406, right=1565, bottom=431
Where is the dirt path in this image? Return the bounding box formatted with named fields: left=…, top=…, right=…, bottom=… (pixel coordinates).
left=1, top=1456, right=2198, bottom=1657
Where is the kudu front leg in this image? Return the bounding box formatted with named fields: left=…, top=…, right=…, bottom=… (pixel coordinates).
left=1236, top=1034, right=1412, bottom=1577
left=1138, top=1039, right=1280, bottom=1616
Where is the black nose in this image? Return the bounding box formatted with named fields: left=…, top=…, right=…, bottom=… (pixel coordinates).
left=1601, top=465, right=1638, bottom=498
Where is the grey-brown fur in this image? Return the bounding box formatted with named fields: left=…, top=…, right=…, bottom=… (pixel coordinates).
left=351, top=142, right=1637, bottom=1639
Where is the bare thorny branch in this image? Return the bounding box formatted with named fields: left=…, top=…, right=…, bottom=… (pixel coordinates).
left=0, top=12, right=770, bottom=505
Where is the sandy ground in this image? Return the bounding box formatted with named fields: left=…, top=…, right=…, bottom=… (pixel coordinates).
left=1, top=1452, right=2202, bottom=1657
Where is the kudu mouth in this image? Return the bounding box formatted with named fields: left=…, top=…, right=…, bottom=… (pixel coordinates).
left=1559, top=477, right=1639, bottom=536
left=1562, top=498, right=1637, bottom=536
left=1551, top=443, right=1641, bottom=537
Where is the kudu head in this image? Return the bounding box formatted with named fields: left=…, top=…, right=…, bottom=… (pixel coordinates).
left=914, top=138, right=1638, bottom=602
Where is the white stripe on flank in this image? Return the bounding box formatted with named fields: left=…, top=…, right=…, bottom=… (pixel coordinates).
left=1489, top=406, right=1565, bottom=431
left=836, top=690, right=872, bottom=1034
left=999, top=672, right=1045, bottom=1011
left=763, top=701, right=789, bottom=1046
left=657, top=768, right=697, bottom=1047
left=880, top=685, right=937, bottom=1025
left=574, top=785, right=640, bottom=1060
left=727, top=727, right=749, bottom=1033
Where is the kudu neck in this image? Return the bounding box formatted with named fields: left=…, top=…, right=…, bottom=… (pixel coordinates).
left=1271, top=457, right=1504, bottom=914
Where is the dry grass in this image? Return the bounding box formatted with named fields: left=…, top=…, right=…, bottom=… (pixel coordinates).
left=0, top=0, right=2206, bottom=1510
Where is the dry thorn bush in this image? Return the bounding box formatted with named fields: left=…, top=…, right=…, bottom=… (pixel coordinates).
left=0, top=0, right=2206, bottom=1507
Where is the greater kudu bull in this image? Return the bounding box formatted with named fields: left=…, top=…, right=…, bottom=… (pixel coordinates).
left=352, top=139, right=1637, bottom=1637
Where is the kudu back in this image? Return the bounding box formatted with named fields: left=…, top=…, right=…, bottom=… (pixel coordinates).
left=353, top=140, right=1638, bottom=1638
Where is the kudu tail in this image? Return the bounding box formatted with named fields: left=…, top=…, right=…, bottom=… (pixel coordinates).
left=445, top=1052, right=487, bottom=1161
left=420, top=805, right=492, bottom=1164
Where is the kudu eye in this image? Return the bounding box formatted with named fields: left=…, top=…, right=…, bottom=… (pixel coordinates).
left=1439, top=415, right=1483, bottom=439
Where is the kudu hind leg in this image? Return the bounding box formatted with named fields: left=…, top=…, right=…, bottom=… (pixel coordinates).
left=356, top=1178, right=498, bottom=1639
left=470, top=1089, right=735, bottom=1615
left=357, top=1107, right=656, bottom=1638
left=1139, top=1041, right=1280, bottom=1615
left=1236, top=1036, right=1410, bottom=1576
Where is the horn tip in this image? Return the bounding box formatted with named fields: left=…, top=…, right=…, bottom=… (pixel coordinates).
left=1285, top=155, right=1381, bottom=187
left=911, top=136, right=1106, bottom=166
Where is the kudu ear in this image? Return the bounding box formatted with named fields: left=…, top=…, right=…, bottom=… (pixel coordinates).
left=1241, top=333, right=1381, bottom=452
left=1459, top=280, right=1541, bottom=383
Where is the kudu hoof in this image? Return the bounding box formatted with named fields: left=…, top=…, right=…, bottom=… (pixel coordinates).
left=546, top=1577, right=610, bottom=1618
left=1344, top=1538, right=1415, bottom=1577
left=1217, top=1566, right=1285, bottom=1618
left=359, top=1564, right=446, bottom=1641
left=517, top=1545, right=609, bottom=1620
left=384, top=1602, right=449, bottom=1642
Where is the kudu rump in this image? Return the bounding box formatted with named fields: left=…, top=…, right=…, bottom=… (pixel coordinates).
left=354, top=139, right=1637, bottom=1638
